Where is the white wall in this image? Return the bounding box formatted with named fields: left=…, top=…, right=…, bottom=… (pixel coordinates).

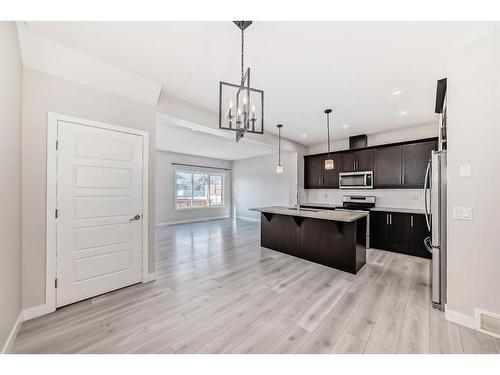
left=22, top=68, right=157, bottom=310
left=307, top=122, right=438, bottom=154
left=0, top=22, right=23, bottom=351
left=233, top=152, right=298, bottom=221
left=307, top=189, right=424, bottom=210
left=156, top=151, right=232, bottom=225
left=445, top=31, right=500, bottom=322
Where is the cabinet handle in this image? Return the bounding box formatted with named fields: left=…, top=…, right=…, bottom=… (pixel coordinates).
left=411, top=215, right=413, bottom=227
left=386, top=214, right=389, bottom=225
left=353, top=161, right=356, bottom=170
left=389, top=214, right=392, bottom=225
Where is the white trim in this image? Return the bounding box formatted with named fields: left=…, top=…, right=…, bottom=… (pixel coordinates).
left=143, top=272, right=157, bottom=283
left=22, top=303, right=54, bottom=321
left=445, top=307, right=475, bottom=329
left=1, top=311, right=23, bottom=354
left=46, top=112, right=150, bottom=314
left=236, top=216, right=260, bottom=223
left=155, top=216, right=231, bottom=227
left=475, top=308, right=500, bottom=339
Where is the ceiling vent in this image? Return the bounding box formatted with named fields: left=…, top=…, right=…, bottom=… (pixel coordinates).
left=475, top=309, right=500, bottom=339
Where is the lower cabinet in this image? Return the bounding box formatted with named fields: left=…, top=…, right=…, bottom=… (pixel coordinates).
left=370, top=211, right=430, bottom=259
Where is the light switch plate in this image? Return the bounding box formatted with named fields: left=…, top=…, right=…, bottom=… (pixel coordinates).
left=460, top=164, right=472, bottom=177
left=453, top=206, right=473, bottom=220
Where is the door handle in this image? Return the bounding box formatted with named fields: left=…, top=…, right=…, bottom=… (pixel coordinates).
left=129, top=214, right=141, bottom=221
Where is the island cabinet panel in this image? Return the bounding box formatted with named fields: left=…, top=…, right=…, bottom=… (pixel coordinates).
left=299, top=217, right=366, bottom=274
left=260, top=213, right=299, bottom=257
left=304, top=155, right=324, bottom=189
left=322, top=154, right=341, bottom=188
left=374, top=145, right=403, bottom=188
left=369, top=211, right=430, bottom=259
left=402, top=140, right=437, bottom=188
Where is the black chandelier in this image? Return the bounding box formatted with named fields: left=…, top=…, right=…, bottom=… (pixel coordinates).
left=219, top=21, right=264, bottom=142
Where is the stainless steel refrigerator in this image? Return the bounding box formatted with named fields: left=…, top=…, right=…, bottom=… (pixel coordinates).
left=424, top=150, right=447, bottom=310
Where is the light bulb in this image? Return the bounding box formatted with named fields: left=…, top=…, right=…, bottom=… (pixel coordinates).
left=276, top=165, right=284, bottom=174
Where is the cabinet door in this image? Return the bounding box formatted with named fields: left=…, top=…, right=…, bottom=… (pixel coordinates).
left=369, top=211, right=389, bottom=249
left=340, top=151, right=356, bottom=172
left=304, top=155, right=323, bottom=189
left=356, top=149, right=374, bottom=171
left=388, top=213, right=411, bottom=253
left=374, top=145, right=402, bottom=188
left=402, top=141, right=437, bottom=188
left=409, top=214, right=431, bottom=259
left=322, top=154, right=340, bottom=188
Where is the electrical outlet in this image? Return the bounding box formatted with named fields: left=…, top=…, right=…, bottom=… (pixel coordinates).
left=453, top=207, right=473, bottom=220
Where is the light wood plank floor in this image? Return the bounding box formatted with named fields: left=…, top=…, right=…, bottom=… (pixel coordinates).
left=12, top=218, right=500, bottom=354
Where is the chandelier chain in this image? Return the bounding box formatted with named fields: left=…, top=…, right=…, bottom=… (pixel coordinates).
left=241, top=27, right=244, bottom=81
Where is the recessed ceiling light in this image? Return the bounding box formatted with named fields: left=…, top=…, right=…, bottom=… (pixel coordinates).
left=400, top=111, right=407, bottom=116
left=343, top=123, right=349, bottom=129
left=393, top=90, right=402, bottom=96
left=301, top=134, right=308, bottom=138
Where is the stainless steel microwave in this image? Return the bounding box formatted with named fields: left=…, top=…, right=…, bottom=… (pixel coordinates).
left=339, top=171, right=373, bottom=189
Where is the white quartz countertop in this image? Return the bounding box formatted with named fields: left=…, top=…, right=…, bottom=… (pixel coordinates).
left=370, top=207, right=426, bottom=215
left=299, top=202, right=341, bottom=209
left=250, top=206, right=368, bottom=223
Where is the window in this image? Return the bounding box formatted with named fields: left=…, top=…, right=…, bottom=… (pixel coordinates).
left=175, top=170, right=224, bottom=209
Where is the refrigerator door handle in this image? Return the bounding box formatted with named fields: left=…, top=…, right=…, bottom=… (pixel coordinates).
left=424, top=158, right=432, bottom=232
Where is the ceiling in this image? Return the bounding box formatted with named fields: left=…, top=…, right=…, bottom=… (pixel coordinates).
left=26, top=21, right=499, bottom=145
left=156, top=115, right=277, bottom=161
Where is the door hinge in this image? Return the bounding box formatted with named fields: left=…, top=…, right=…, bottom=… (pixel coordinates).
left=55, top=278, right=58, bottom=288
left=56, top=140, right=59, bottom=150
left=55, top=209, right=58, bottom=218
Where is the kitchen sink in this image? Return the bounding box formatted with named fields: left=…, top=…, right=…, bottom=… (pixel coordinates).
left=287, top=207, right=319, bottom=212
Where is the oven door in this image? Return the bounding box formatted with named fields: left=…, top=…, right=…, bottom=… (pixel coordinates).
left=339, top=171, right=373, bottom=189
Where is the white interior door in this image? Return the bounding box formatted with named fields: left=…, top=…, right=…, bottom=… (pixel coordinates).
left=56, top=120, right=143, bottom=307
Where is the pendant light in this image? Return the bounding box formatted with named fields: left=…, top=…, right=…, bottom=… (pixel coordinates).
left=276, top=124, right=284, bottom=174
left=324, top=109, right=334, bottom=170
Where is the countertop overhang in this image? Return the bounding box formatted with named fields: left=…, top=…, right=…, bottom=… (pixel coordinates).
left=250, top=206, right=368, bottom=223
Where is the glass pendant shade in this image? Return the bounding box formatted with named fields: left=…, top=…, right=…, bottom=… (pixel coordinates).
left=276, top=165, right=284, bottom=174
left=324, top=158, right=334, bottom=170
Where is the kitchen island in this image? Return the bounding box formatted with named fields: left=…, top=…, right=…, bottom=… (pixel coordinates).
left=250, top=206, right=368, bottom=274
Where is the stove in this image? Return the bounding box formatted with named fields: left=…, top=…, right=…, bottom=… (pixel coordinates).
left=341, top=195, right=376, bottom=211
left=337, top=195, right=375, bottom=248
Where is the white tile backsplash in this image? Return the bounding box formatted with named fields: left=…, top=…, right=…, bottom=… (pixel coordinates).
left=305, top=189, right=425, bottom=210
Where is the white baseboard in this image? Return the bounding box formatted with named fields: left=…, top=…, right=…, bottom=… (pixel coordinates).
left=143, top=272, right=157, bottom=283
left=155, top=215, right=230, bottom=227
left=236, top=216, right=260, bottom=223
left=1, top=311, right=24, bottom=354
left=22, top=303, right=55, bottom=322
left=445, top=307, right=475, bottom=329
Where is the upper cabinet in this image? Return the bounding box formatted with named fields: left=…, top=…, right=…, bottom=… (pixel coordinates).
left=304, top=154, right=341, bottom=189
left=374, top=145, right=403, bottom=188
left=322, top=154, right=341, bottom=188
left=304, top=155, right=323, bottom=189
left=340, top=149, right=373, bottom=172
left=304, top=138, right=437, bottom=189
left=401, top=140, right=437, bottom=188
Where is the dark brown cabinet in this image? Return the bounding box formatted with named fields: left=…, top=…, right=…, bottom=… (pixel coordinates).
left=340, top=149, right=373, bottom=172
left=402, top=140, right=437, bottom=188
left=304, top=155, right=323, bottom=189
left=369, top=211, right=430, bottom=259
left=304, top=138, right=437, bottom=190
left=322, top=154, right=340, bottom=188
left=374, top=145, right=402, bottom=188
